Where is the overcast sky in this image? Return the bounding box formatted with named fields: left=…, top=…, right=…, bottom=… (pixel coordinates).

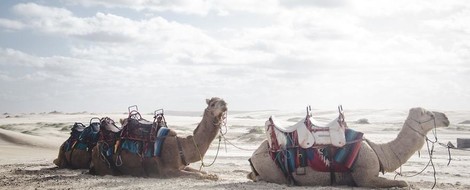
left=0, top=0, right=469, bottom=113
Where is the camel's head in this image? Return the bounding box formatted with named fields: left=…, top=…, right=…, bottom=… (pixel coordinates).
left=205, top=97, right=227, bottom=119
left=407, top=107, right=449, bottom=132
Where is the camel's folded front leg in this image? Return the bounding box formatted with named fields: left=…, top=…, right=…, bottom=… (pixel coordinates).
left=183, top=166, right=207, bottom=174
left=353, top=175, right=408, bottom=188
left=165, top=169, right=218, bottom=181
left=53, top=143, right=67, bottom=168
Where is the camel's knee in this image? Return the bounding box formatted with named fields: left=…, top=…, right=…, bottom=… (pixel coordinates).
left=353, top=176, right=408, bottom=188
left=53, top=158, right=62, bottom=167
left=247, top=172, right=259, bottom=181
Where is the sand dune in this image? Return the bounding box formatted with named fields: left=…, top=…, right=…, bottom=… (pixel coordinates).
left=0, top=128, right=61, bottom=149
left=0, top=109, right=470, bottom=189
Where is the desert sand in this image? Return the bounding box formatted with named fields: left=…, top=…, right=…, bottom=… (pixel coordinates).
left=1, top=109, right=470, bottom=190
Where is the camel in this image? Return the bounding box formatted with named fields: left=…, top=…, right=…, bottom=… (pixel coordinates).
left=247, top=107, right=450, bottom=188
left=90, top=97, right=227, bottom=179
left=54, top=119, right=100, bottom=169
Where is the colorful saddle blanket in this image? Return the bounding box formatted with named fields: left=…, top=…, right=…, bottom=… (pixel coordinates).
left=76, top=122, right=100, bottom=150
left=120, top=127, right=171, bottom=157
left=271, top=128, right=363, bottom=176
left=63, top=122, right=86, bottom=152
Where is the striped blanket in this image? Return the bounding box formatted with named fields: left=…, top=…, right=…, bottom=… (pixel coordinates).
left=271, top=128, right=363, bottom=176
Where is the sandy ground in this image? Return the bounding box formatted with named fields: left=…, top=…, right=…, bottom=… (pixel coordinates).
left=1, top=109, right=470, bottom=190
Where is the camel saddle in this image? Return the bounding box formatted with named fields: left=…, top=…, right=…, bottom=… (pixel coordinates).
left=63, top=122, right=86, bottom=152
left=121, top=117, right=158, bottom=142
left=99, top=117, right=122, bottom=145
left=120, top=108, right=167, bottom=143
left=117, top=107, right=170, bottom=158
left=76, top=118, right=101, bottom=151
left=266, top=106, right=347, bottom=150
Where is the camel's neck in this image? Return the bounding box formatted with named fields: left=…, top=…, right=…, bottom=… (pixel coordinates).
left=375, top=119, right=427, bottom=172
left=182, top=109, right=221, bottom=164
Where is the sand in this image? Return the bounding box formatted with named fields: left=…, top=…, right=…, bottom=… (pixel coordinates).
left=1, top=109, right=470, bottom=190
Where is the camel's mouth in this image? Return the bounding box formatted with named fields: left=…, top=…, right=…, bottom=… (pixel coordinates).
left=433, top=111, right=450, bottom=127
left=442, top=118, right=450, bottom=127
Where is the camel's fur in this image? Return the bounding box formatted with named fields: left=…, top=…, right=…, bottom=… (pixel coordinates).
left=248, top=107, right=450, bottom=188
left=53, top=143, right=92, bottom=169
left=90, top=97, right=227, bottom=179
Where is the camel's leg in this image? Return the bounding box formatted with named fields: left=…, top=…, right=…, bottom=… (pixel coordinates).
left=352, top=175, right=408, bottom=188
left=183, top=166, right=207, bottom=174
left=351, top=143, right=408, bottom=188
left=249, top=141, right=289, bottom=184
left=90, top=145, right=115, bottom=176
left=53, top=143, right=66, bottom=168
left=164, top=169, right=218, bottom=181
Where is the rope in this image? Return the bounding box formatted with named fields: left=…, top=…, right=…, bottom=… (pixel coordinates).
left=219, top=132, right=257, bottom=151
left=194, top=131, right=222, bottom=171
left=397, top=115, right=470, bottom=189
left=392, top=116, right=468, bottom=189
left=193, top=111, right=228, bottom=171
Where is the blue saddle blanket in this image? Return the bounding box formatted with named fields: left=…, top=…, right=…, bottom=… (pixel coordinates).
left=121, top=127, right=171, bottom=157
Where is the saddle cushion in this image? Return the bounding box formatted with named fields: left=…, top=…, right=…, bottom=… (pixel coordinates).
left=266, top=116, right=346, bottom=149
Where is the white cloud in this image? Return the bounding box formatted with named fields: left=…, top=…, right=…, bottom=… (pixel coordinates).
left=1, top=1, right=469, bottom=112
left=65, top=0, right=281, bottom=16
left=0, top=18, right=25, bottom=30
left=13, top=2, right=73, bottom=18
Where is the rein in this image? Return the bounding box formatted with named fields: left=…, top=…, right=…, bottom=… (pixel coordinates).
left=193, top=111, right=227, bottom=171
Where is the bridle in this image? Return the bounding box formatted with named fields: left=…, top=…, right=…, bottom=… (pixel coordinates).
left=405, top=114, right=437, bottom=139
left=192, top=108, right=228, bottom=171
left=395, top=113, right=440, bottom=189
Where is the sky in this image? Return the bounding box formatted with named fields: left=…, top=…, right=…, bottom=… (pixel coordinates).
left=0, top=0, right=469, bottom=113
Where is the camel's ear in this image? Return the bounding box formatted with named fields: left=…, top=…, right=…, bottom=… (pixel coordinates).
left=206, top=98, right=211, bottom=105
left=119, top=118, right=126, bottom=126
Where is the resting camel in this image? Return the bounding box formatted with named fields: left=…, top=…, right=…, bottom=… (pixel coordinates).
left=90, top=97, right=227, bottom=179
left=248, top=107, right=449, bottom=188
left=54, top=120, right=100, bottom=169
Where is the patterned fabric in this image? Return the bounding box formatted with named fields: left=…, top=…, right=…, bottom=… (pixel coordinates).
left=271, top=129, right=363, bottom=176
left=120, top=127, right=171, bottom=157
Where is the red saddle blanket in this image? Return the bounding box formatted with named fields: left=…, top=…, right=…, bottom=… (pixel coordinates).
left=270, top=128, right=363, bottom=174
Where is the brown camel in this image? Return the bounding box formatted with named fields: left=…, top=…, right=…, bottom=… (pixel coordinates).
left=54, top=144, right=91, bottom=169
left=248, top=107, right=450, bottom=188
left=90, top=97, right=227, bottom=179
left=54, top=120, right=100, bottom=169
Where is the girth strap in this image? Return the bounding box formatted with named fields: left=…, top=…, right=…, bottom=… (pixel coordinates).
left=176, top=137, right=188, bottom=166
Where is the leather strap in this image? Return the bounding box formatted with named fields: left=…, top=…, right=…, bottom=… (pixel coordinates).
left=176, top=137, right=188, bottom=166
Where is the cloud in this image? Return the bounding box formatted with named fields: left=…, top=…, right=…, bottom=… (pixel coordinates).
left=1, top=1, right=470, bottom=112
left=13, top=2, right=73, bottom=18
left=0, top=18, right=25, bottom=30
left=65, top=0, right=281, bottom=16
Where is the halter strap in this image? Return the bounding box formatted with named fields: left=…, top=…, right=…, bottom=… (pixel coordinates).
left=176, top=137, right=188, bottom=166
